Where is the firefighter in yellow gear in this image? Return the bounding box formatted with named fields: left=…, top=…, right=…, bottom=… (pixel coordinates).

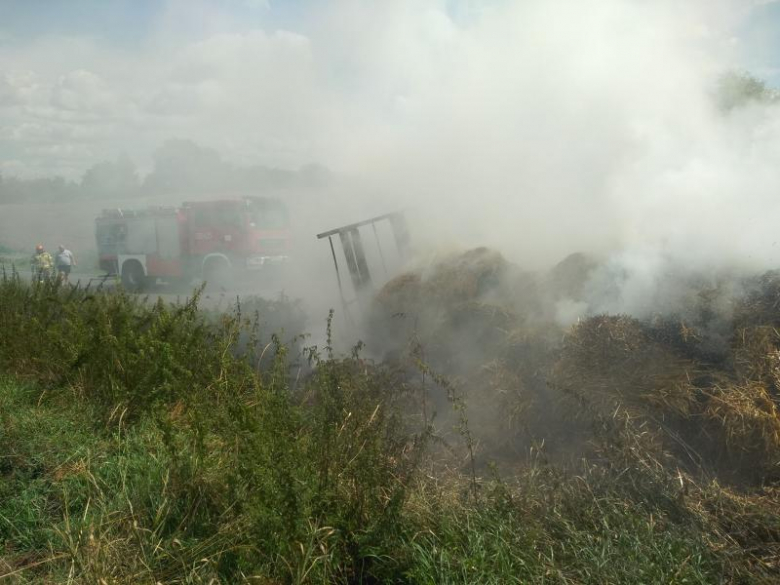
left=31, top=244, right=54, bottom=283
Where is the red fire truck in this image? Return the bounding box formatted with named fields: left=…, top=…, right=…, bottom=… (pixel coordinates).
left=95, top=197, right=290, bottom=290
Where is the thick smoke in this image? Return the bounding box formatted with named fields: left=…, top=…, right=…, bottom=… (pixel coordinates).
left=333, top=1, right=780, bottom=264
left=2, top=0, right=780, bottom=321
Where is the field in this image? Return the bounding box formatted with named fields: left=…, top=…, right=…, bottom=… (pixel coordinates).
left=1, top=263, right=779, bottom=583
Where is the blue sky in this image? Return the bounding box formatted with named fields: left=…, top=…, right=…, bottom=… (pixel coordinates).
left=0, top=0, right=159, bottom=44
left=738, top=1, right=780, bottom=82
left=0, top=0, right=497, bottom=50
left=0, top=0, right=308, bottom=45
left=2, top=0, right=778, bottom=77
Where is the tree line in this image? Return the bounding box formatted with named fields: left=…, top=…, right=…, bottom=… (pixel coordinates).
left=0, top=139, right=331, bottom=204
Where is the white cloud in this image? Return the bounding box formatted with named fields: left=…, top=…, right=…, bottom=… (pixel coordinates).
left=50, top=70, right=116, bottom=113
left=0, top=71, right=40, bottom=107
left=0, top=0, right=745, bottom=180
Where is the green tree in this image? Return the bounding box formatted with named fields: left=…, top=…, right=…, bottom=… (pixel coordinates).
left=715, top=70, right=779, bottom=112
left=80, top=154, right=140, bottom=198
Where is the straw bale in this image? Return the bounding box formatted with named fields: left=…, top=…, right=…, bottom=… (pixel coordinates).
left=409, top=301, right=522, bottom=377
left=422, top=247, right=508, bottom=305
left=771, top=352, right=780, bottom=394
left=371, top=248, right=518, bottom=362
left=546, top=252, right=598, bottom=301
left=372, top=248, right=512, bottom=336
left=442, top=300, right=518, bottom=336
left=679, top=382, right=780, bottom=482
left=647, top=315, right=703, bottom=356
left=374, top=272, right=422, bottom=316
left=551, top=314, right=780, bottom=475
left=733, top=326, right=780, bottom=388
left=734, top=270, right=780, bottom=329
left=702, top=382, right=780, bottom=459
left=552, top=315, right=699, bottom=410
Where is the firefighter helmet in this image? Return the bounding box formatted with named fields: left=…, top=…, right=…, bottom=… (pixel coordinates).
left=35, top=244, right=44, bottom=252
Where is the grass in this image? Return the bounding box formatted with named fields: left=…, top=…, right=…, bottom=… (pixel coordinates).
left=0, top=272, right=778, bottom=583
left=397, top=470, right=722, bottom=585
left=0, top=380, right=748, bottom=583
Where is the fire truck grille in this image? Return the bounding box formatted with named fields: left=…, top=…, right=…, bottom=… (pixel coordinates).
left=258, top=239, right=286, bottom=254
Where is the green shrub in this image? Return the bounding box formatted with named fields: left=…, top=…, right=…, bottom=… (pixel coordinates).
left=1, top=275, right=779, bottom=583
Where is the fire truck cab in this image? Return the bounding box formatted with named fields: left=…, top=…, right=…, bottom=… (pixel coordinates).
left=96, top=197, right=290, bottom=291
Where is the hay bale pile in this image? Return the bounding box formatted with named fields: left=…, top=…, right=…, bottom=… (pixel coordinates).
left=552, top=315, right=700, bottom=421
left=702, top=382, right=780, bottom=460
left=545, top=252, right=598, bottom=302
left=371, top=248, right=552, bottom=456
left=372, top=247, right=526, bottom=359
left=374, top=250, right=780, bottom=484
left=733, top=326, right=780, bottom=387
left=374, top=272, right=422, bottom=317
left=422, top=247, right=508, bottom=305
left=734, top=270, right=780, bottom=329
left=730, top=272, right=780, bottom=395
left=552, top=313, right=780, bottom=482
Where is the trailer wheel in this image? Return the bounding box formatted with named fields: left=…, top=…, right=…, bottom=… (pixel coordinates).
left=121, top=260, right=147, bottom=292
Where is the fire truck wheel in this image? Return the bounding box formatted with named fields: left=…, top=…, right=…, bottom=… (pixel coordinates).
left=121, top=260, right=147, bottom=292
left=203, top=258, right=233, bottom=291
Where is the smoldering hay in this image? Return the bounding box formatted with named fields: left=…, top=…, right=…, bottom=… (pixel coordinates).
left=370, top=248, right=780, bottom=485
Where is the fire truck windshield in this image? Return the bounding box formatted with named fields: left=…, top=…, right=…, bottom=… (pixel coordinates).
left=249, top=201, right=289, bottom=230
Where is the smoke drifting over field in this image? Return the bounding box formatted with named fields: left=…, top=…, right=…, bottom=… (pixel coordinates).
left=2, top=0, right=780, bottom=319
left=7, top=6, right=780, bottom=555
left=340, top=1, right=780, bottom=281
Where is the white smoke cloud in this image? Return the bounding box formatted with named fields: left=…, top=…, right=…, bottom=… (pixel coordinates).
left=2, top=0, right=780, bottom=313
left=0, top=0, right=749, bottom=177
